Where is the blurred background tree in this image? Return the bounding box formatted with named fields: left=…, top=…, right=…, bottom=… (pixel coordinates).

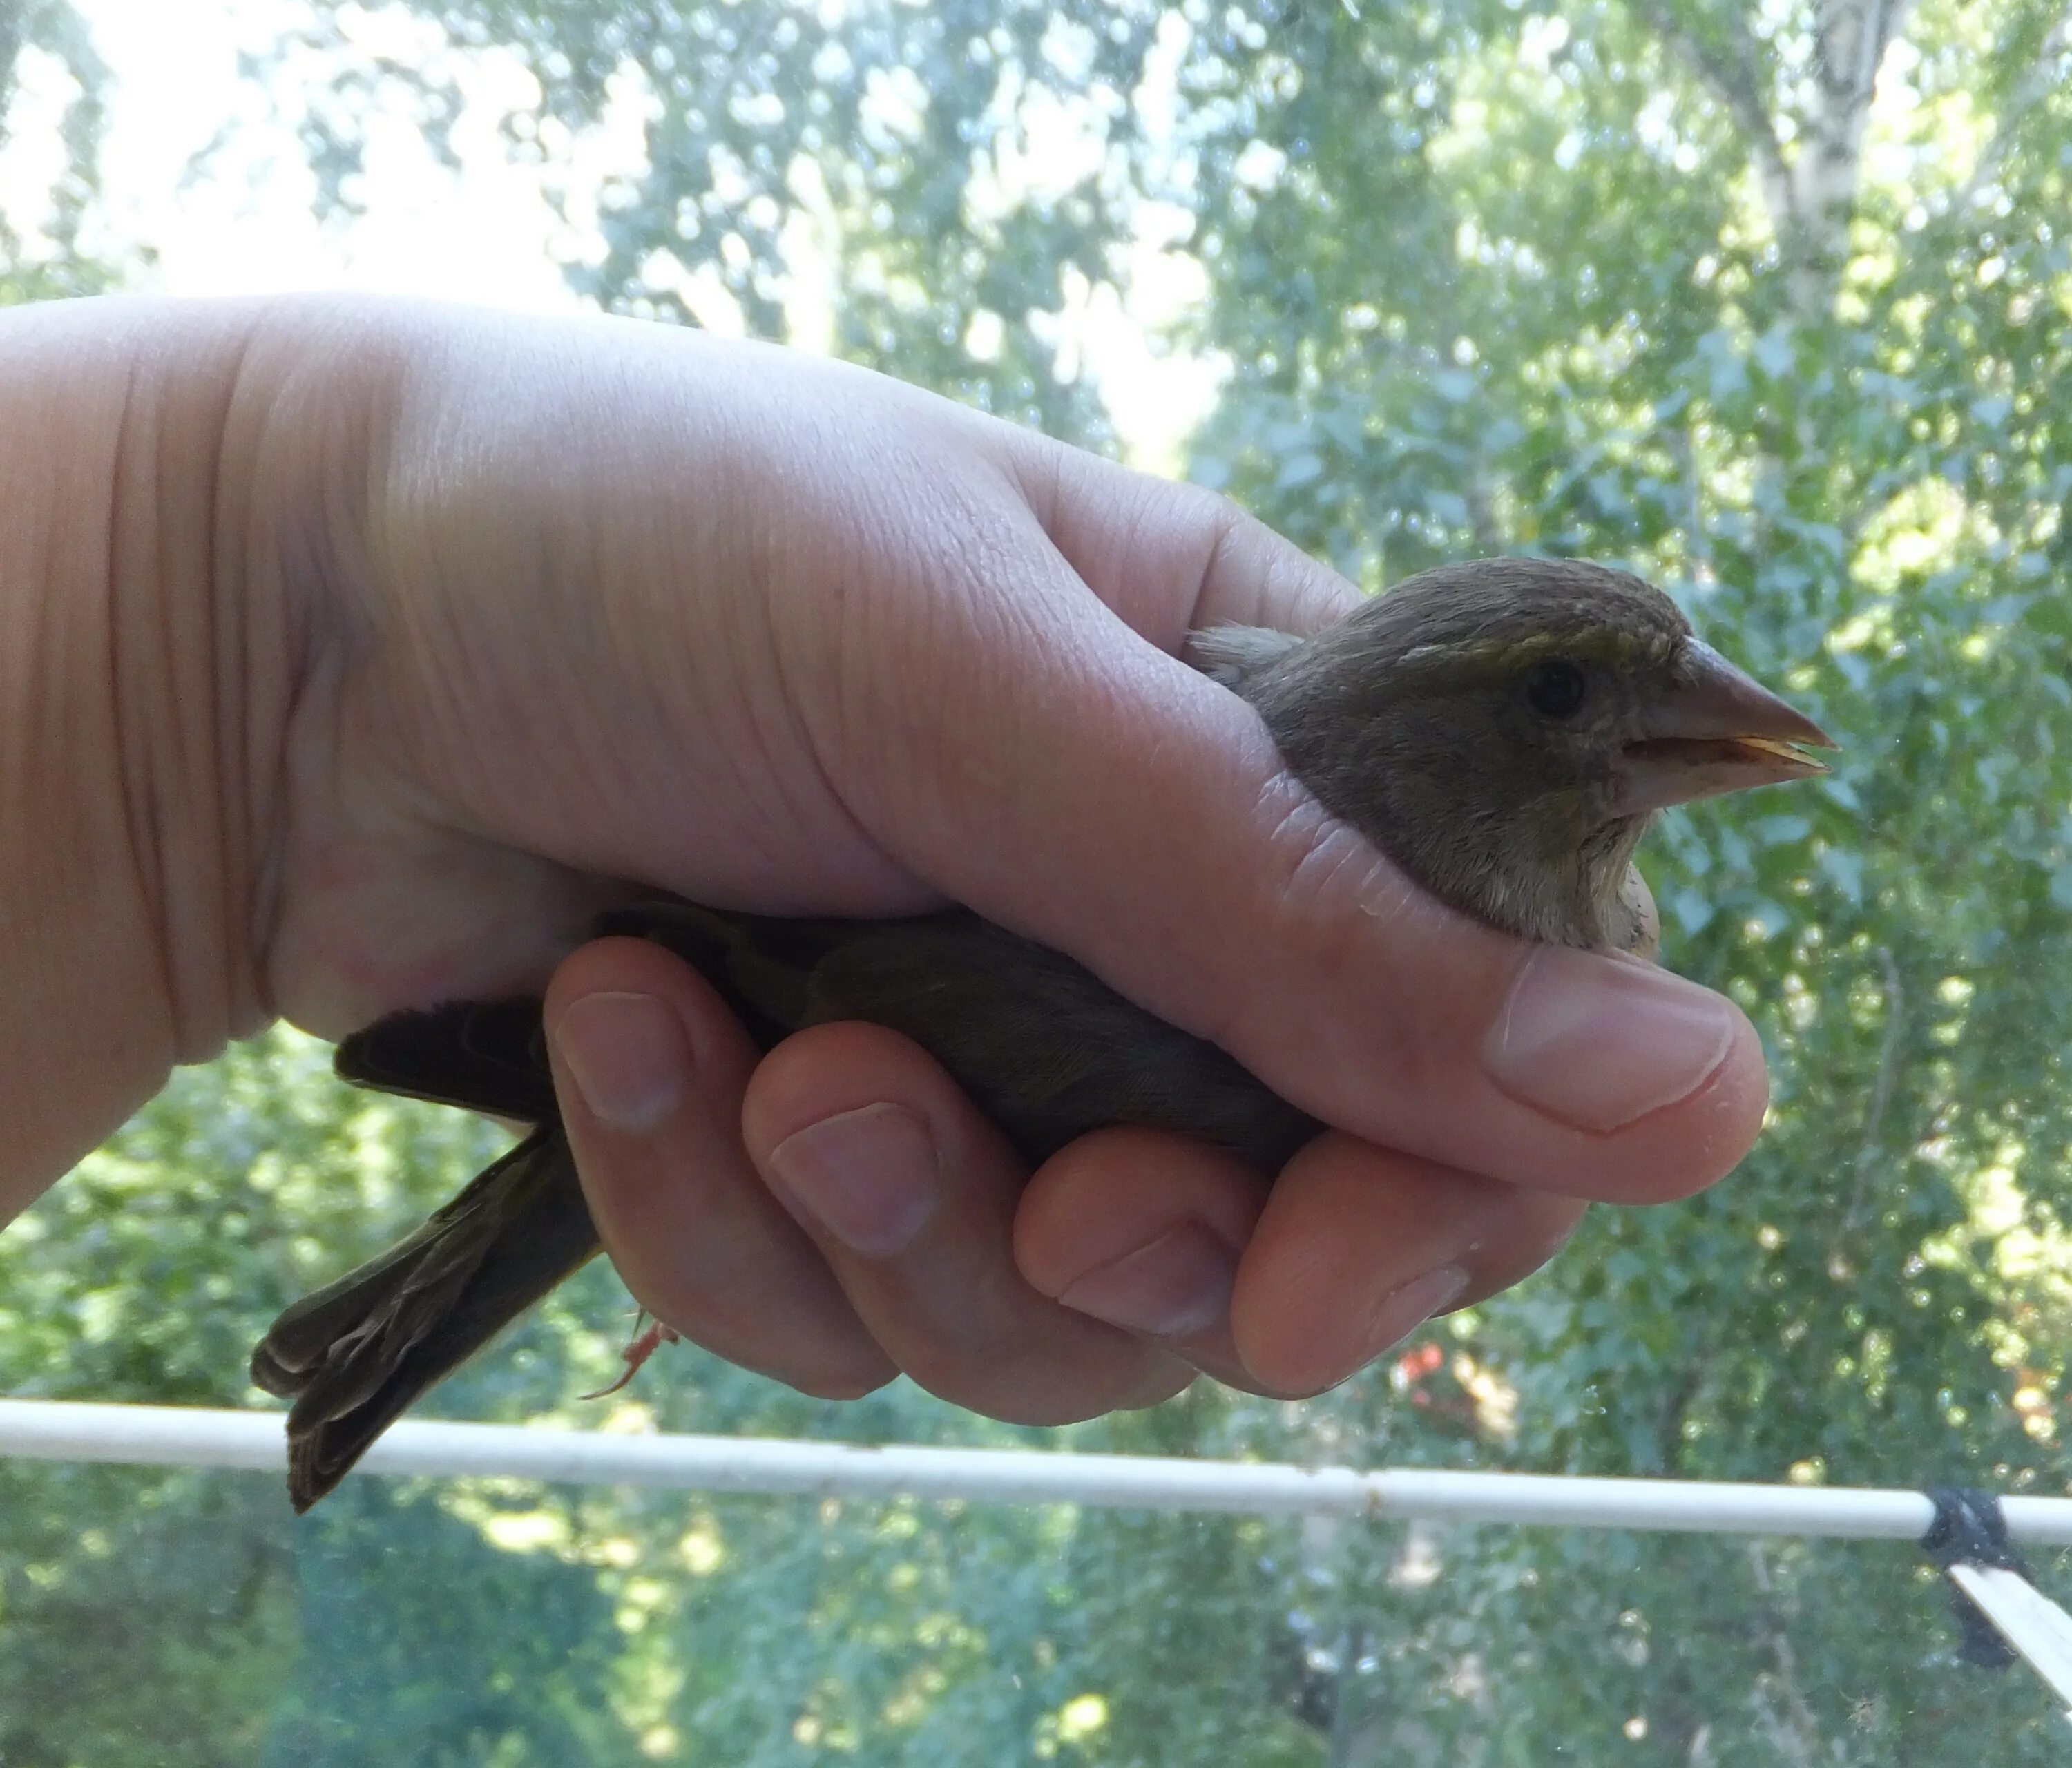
left=0, top=0, right=113, bottom=298
left=6, top=0, right=2072, bottom=1759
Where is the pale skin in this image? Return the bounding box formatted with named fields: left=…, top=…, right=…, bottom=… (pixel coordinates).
left=0, top=294, right=1768, bottom=1416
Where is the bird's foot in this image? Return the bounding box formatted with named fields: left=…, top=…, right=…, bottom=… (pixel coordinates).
left=580, top=1311, right=682, bottom=1401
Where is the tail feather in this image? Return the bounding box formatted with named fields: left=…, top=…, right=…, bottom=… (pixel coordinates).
left=253, top=1128, right=601, bottom=1511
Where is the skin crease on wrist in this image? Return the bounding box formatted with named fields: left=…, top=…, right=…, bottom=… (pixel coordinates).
left=0, top=298, right=285, bottom=1206
left=0, top=293, right=1771, bottom=1416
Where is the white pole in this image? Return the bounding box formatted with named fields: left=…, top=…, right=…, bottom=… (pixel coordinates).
left=1948, top=1564, right=2072, bottom=1714
left=6, top=1399, right=2070, bottom=1542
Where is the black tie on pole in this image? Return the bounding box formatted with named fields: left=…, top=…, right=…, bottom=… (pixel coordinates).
left=1921, top=1486, right=2031, bottom=1669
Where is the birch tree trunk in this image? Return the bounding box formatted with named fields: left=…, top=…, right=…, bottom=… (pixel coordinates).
left=1634, top=0, right=1915, bottom=320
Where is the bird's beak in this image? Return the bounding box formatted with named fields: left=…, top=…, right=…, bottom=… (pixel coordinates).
left=1614, top=640, right=1836, bottom=816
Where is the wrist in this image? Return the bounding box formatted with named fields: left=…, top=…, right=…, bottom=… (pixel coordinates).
left=0, top=296, right=297, bottom=1209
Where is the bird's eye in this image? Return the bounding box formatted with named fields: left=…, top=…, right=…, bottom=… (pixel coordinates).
left=1525, top=659, right=1587, bottom=719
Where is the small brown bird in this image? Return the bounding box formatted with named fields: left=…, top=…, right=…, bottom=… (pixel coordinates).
left=251, top=557, right=1832, bottom=1509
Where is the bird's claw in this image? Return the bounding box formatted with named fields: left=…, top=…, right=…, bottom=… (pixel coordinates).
left=579, top=1311, right=681, bottom=1401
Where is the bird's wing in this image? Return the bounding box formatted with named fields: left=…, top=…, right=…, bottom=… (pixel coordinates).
left=604, top=899, right=1319, bottom=1168
left=335, top=997, right=557, bottom=1123
left=595, top=896, right=834, bottom=1050
left=795, top=914, right=1321, bottom=1171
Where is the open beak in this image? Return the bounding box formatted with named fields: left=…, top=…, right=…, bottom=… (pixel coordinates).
left=1614, top=640, right=1836, bottom=817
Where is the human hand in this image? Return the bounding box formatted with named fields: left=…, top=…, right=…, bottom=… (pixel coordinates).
left=1, top=294, right=1769, bottom=1417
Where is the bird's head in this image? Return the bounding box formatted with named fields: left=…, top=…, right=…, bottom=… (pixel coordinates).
left=1192, top=557, right=1834, bottom=954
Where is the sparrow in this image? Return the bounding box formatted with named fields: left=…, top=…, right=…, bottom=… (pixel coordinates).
left=251, top=557, right=1833, bottom=1510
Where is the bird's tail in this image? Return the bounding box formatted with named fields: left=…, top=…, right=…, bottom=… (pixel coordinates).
left=251, top=905, right=765, bottom=1510
left=251, top=1126, right=601, bottom=1511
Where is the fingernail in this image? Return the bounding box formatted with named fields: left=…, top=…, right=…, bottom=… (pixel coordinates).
left=1056, top=1220, right=1240, bottom=1338
left=1364, top=1264, right=1470, bottom=1358
left=767, top=1103, right=940, bottom=1257
left=553, top=992, right=690, bottom=1133
left=1483, top=948, right=1738, bottom=1133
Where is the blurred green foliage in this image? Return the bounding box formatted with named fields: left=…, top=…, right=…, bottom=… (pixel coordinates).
left=8, top=0, right=2072, bottom=1759
left=0, top=0, right=114, bottom=300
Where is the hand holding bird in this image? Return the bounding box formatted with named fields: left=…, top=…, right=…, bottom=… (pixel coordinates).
left=255, top=555, right=1830, bottom=1509
left=0, top=300, right=1810, bottom=1511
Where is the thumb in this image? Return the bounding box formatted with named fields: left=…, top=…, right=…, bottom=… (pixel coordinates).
left=840, top=443, right=1766, bottom=1201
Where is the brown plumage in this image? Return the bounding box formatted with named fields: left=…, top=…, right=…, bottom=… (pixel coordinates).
left=251, top=557, right=1832, bottom=1510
